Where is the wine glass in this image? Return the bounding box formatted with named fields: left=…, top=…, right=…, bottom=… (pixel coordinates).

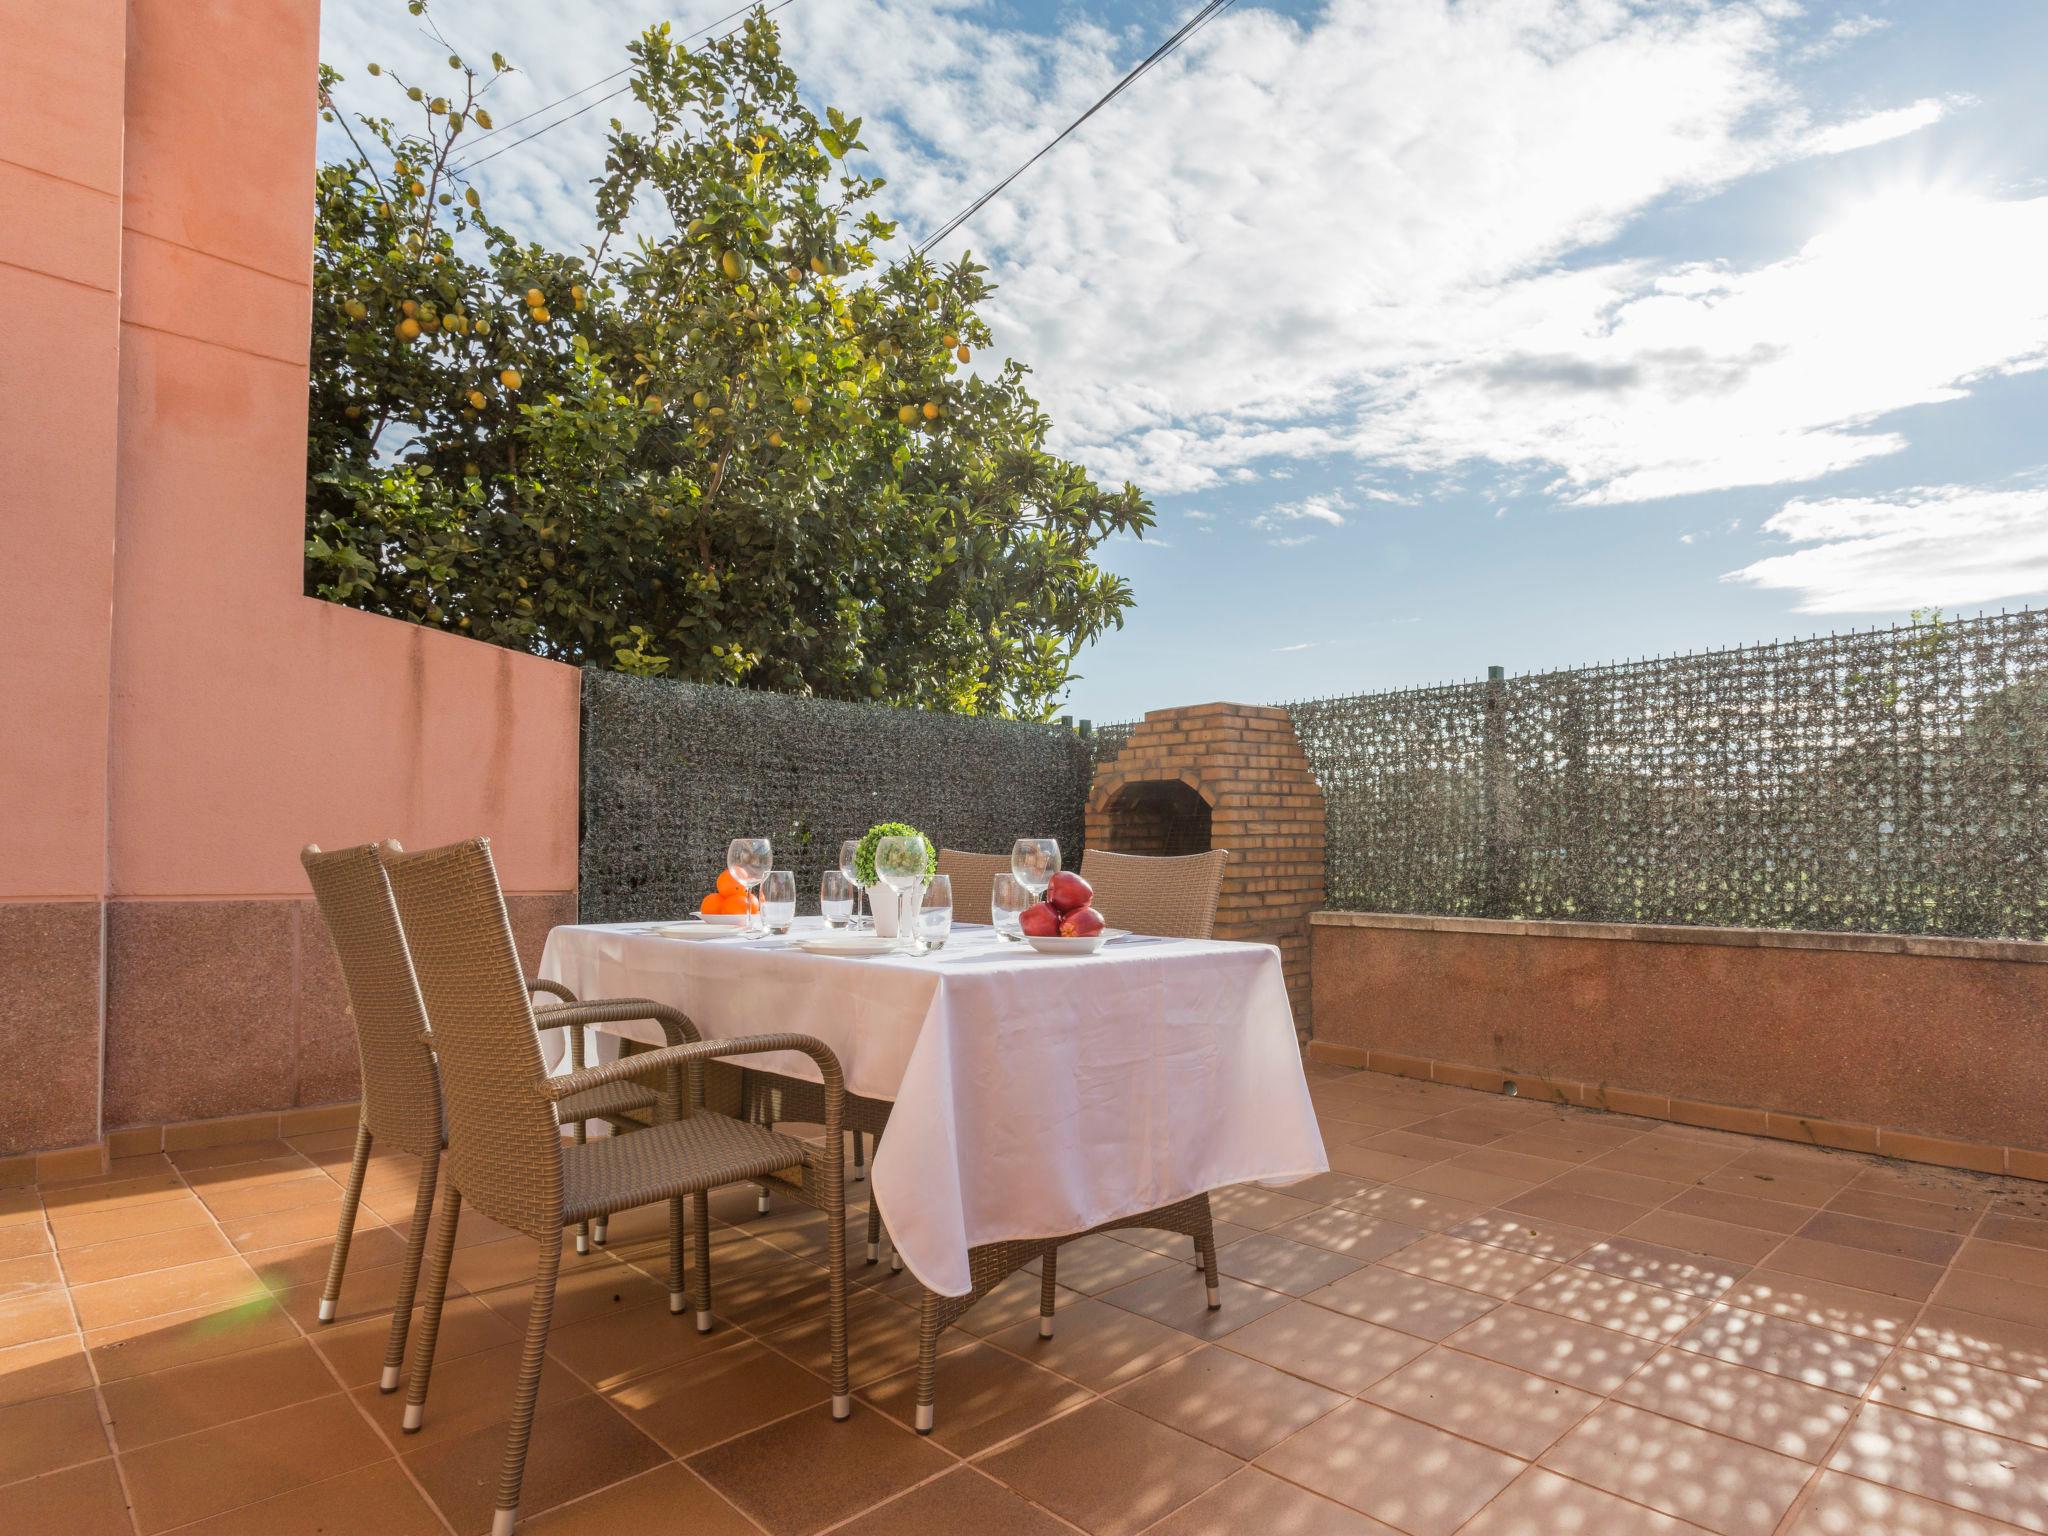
left=759, top=869, right=796, bottom=934
left=919, top=874, right=953, bottom=951
left=726, top=837, right=773, bottom=936
left=839, top=839, right=868, bottom=931
left=1010, top=838, right=1060, bottom=901
left=820, top=869, right=855, bottom=929
left=991, top=872, right=1030, bottom=942
left=874, top=834, right=928, bottom=952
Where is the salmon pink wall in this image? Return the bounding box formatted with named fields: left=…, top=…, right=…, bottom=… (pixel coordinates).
left=1, top=0, right=581, bottom=1155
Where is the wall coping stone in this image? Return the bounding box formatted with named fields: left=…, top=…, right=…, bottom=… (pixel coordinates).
left=1310, top=909, right=2048, bottom=964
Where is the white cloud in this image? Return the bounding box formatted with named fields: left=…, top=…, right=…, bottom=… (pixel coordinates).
left=1254, top=493, right=1348, bottom=530
left=1801, top=97, right=1951, bottom=157
left=1273, top=641, right=1317, bottom=652
left=1726, top=478, right=2048, bottom=611
left=1270, top=534, right=1317, bottom=548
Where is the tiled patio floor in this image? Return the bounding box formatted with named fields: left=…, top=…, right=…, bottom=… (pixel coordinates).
left=5, top=1067, right=2048, bottom=1535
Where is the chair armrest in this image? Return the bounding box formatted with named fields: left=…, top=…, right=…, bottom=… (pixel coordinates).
left=531, top=998, right=698, bottom=1048
left=541, top=1034, right=846, bottom=1145
left=528, top=977, right=578, bottom=1005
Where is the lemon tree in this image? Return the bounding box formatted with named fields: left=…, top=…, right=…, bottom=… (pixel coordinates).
left=308, top=3, right=1151, bottom=719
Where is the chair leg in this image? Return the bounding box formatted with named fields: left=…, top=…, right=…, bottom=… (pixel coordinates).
left=493, top=1235, right=562, bottom=1536
left=378, top=1151, right=439, bottom=1392
left=754, top=1182, right=772, bottom=1215
left=914, top=1289, right=940, bottom=1433
left=1196, top=1211, right=1221, bottom=1310
left=851, top=1129, right=865, bottom=1183
left=667, top=1197, right=686, bottom=1314
left=401, top=1183, right=463, bottom=1433
left=1039, top=1246, right=1059, bottom=1339
left=317, top=1122, right=373, bottom=1324
left=824, top=1167, right=850, bottom=1422
left=689, top=1191, right=712, bottom=1333
left=866, top=1199, right=882, bottom=1265
left=573, top=1120, right=591, bottom=1255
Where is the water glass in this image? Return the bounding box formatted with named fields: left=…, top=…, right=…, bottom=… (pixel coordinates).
left=839, top=839, right=869, bottom=930
left=1011, top=838, right=1060, bottom=899
left=991, top=872, right=1030, bottom=941
left=727, top=837, right=772, bottom=936
left=760, top=869, right=796, bottom=934
left=820, top=868, right=855, bottom=928
left=919, top=874, right=953, bottom=951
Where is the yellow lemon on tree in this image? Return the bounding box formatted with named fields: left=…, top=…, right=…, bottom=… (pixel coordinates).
left=768, top=430, right=784, bottom=447
left=570, top=284, right=586, bottom=308
left=721, top=250, right=743, bottom=280
left=809, top=255, right=826, bottom=274
left=397, top=317, right=421, bottom=341
left=897, top=404, right=917, bottom=425
left=956, top=345, right=971, bottom=363
left=343, top=299, right=368, bottom=320
left=467, top=389, right=487, bottom=410
left=791, top=394, right=812, bottom=414
left=643, top=396, right=664, bottom=412
left=942, top=333, right=959, bottom=348
left=500, top=368, right=522, bottom=390
left=687, top=218, right=705, bottom=240
left=524, top=287, right=544, bottom=308
left=692, top=390, right=710, bottom=408
left=400, top=299, right=418, bottom=317
left=531, top=306, right=552, bottom=323
left=922, top=401, right=941, bottom=420
left=473, top=317, right=490, bottom=335
left=409, top=180, right=426, bottom=197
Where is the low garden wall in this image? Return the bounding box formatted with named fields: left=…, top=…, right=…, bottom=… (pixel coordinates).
left=579, top=671, right=1093, bottom=922
left=1310, top=912, right=2048, bottom=1176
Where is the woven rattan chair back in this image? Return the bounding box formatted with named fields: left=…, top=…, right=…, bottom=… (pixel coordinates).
left=381, top=838, right=565, bottom=1242
left=1078, top=847, right=1230, bottom=939
left=935, top=848, right=1010, bottom=926
left=301, top=843, right=444, bottom=1159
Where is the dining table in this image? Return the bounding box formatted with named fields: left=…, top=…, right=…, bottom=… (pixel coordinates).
left=535, top=916, right=1328, bottom=1301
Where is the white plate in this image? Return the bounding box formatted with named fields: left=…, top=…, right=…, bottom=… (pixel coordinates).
left=696, top=912, right=752, bottom=927
left=1025, top=933, right=1108, bottom=956
left=652, top=923, right=741, bottom=940
left=798, top=934, right=902, bottom=957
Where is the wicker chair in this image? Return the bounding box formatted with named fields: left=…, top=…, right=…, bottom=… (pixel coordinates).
left=382, top=837, right=850, bottom=1536
left=1079, top=847, right=1231, bottom=939
left=934, top=848, right=1011, bottom=926
left=299, top=843, right=674, bottom=1393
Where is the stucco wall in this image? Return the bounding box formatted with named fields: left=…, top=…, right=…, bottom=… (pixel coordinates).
left=0, top=0, right=581, bottom=1155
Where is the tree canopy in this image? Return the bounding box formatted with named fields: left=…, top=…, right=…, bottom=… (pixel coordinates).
left=308, top=3, right=1151, bottom=718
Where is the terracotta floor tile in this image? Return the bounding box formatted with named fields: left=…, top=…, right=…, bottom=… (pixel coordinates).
left=830, top=1464, right=1077, bottom=1536
left=1826, top=1187, right=1981, bottom=1236
left=1257, top=1398, right=1523, bottom=1536
left=1281, top=1172, right=1379, bottom=1205
left=1381, top=1232, right=1558, bottom=1299
left=0, top=1222, right=52, bottom=1262
left=1461, top=1466, right=1706, bottom=1535
left=167, top=1139, right=302, bottom=1171
left=541, top=1288, right=743, bottom=1392
left=1147, top=1466, right=1405, bottom=1536
left=1099, top=1265, right=1289, bottom=1340
left=0, top=1284, right=75, bottom=1348
left=520, top=1462, right=760, bottom=1535
left=1619, top=1210, right=1785, bottom=1266
left=1912, top=1305, right=2048, bottom=1381
left=1329, top=1144, right=1443, bottom=1184
left=1764, top=1235, right=1945, bottom=1304
left=1208, top=1184, right=1324, bottom=1231
left=1665, top=1188, right=1813, bottom=1236
left=1335, top=1183, right=1484, bottom=1232
left=1446, top=1210, right=1602, bottom=1262
left=1515, top=1267, right=1707, bottom=1344
left=979, top=1397, right=1240, bottom=1536
left=1799, top=1210, right=1963, bottom=1267
left=1829, top=1402, right=2048, bottom=1533
left=359, top=1336, right=590, bottom=1449
left=1616, top=1347, right=1857, bottom=1461
left=1783, top=1469, right=2034, bottom=1536
left=956, top=1268, right=1086, bottom=1337
left=1364, top=1346, right=1599, bottom=1459
left=1041, top=1232, right=1181, bottom=1295
left=56, top=1222, right=236, bottom=1287
left=1976, top=1214, right=2048, bottom=1254
left=1676, top=1302, right=1891, bottom=1393
left=476, top=1255, right=670, bottom=1333
left=1572, top=1236, right=1748, bottom=1300
left=1216, top=1233, right=1365, bottom=1295
left=1114, top=1220, right=1254, bottom=1261
left=88, top=1295, right=300, bottom=1382
left=169, top=1459, right=445, bottom=1536
left=1546, top=1166, right=1691, bottom=1210
left=606, top=1336, right=829, bottom=1456
left=1224, top=1296, right=1426, bottom=1393
left=48, top=1195, right=213, bottom=1252
left=120, top=1392, right=388, bottom=1534
left=759, top=1284, right=935, bottom=1389
left=189, top=1166, right=333, bottom=1215
left=0, top=1384, right=110, bottom=1483
left=1935, top=1268, right=2048, bottom=1331
left=1365, top=1130, right=1474, bottom=1166
left=1306, top=1265, right=1499, bottom=1340
left=102, top=1336, right=337, bottom=1450
left=1873, top=1349, right=2048, bottom=1451
left=1720, top=1269, right=1920, bottom=1346
left=1696, top=1168, right=1847, bottom=1210
left=70, top=1255, right=268, bottom=1333
left=0, top=1457, right=134, bottom=1536
left=1396, top=1163, right=1538, bottom=1207
left=314, top=1294, right=516, bottom=1388
left=219, top=1198, right=386, bottom=1256
left=1955, top=1238, right=2048, bottom=1291
left=686, top=1402, right=951, bottom=1536
left=242, top=1225, right=408, bottom=1294
left=988, top=1294, right=1200, bottom=1390
left=1540, top=1400, right=1812, bottom=1536
left=406, top=1391, right=668, bottom=1536
left=1272, top=1206, right=1428, bottom=1262
left=0, top=1333, right=93, bottom=1407
left=1111, top=1343, right=1344, bottom=1458
left=1492, top=1128, right=1635, bottom=1165
left=1445, top=1303, right=1661, bottom=1394
left=39, top=1173, right=187, bottom=1215
left=865, top=1339, right=1090, bottom=1455
left=1503, top=1187, right=1655, bottom=1235
left=1849, top=1164, right=1998, bottom=1207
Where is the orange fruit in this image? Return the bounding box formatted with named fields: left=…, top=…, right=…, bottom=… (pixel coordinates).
left=699, top=893, right=723, bottom=914
left=717, top=870, right=744, bottom=897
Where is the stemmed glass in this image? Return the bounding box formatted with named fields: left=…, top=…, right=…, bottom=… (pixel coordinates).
left=726, top=837, right=773, bottom=937
left=991, top=872, right=1031, bottom=941
left=874, top=834, right=929, bottom=953
left=1010, top=838, right=1060, bottom=903
left=839, top=839, right=869, bottom=931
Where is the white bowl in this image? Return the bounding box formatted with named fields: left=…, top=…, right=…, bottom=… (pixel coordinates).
left=696, top=912, right=751, bottom=927
left=1025, top=933, right=1107, bottom=956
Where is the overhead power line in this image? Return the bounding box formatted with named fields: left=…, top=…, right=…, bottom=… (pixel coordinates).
left=912, top=0, right=1242, bottom=257
left=449, top=0, right=800, bottom=175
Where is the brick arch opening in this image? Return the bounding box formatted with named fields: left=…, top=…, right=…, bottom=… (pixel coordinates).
left=1097, top=778, right=1213, bottom=858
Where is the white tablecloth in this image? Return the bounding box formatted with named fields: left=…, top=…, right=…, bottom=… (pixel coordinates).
left=537, top=918, right=1328, bottom=1296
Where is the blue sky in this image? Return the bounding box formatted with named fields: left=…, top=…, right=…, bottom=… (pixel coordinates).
left=320, top=1, right=2048, bottom=724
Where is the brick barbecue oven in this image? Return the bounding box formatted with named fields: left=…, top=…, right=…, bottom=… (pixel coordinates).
left=1087, top=703, right=1326, bottom=1035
